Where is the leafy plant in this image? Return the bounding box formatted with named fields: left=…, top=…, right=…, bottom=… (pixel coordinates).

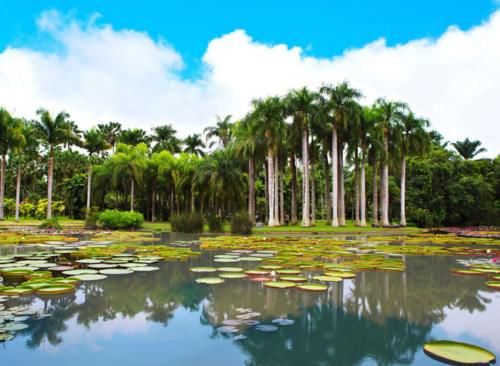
left=207, top=214, right=224, bottom=233
left=35, top=199, right=65, bottom=220
left=97, top=209, right=144, bottom=229
left=230, top=212, right=253, bottom=235
left=171, top=213, right=203, bottom=233
left=39, top=217, right=62, bottom=229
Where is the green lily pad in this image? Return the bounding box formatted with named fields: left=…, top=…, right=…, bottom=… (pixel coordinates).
left=451, top=269, right=484, bottom=276
left=239, top=257, right=263, bottom=262
left=3, top=322, right=29, bottom=331
left=190, top=266, right=217, bottom=273
left=485, top=281, right=500, bottom=290
left=279, top=276, right=307, bottom=282
left=219, top=273, right=247, bottom=279
left=264, top=281, right=296, bottom=289
left=313, top=275, right=342, bottom=282
left=195, top=277, right=225, bottom=285
left=245, top=270, right=270, bottom=276
left=131, top=266, right=159, bottom=272
left=54, top=277, right=81, bottom=285
left=72, top=274, right=108, bottom=281
left=296, top=283, right=328, bottom=292
left=62, top=269, right=98, bottom=276
left=99, top=269, right=134, bottom=275
left=217, top=267, right=243, bottom=273
left=424, top=340, right=496, bottom=365
left=213, top=258, right=240, bottom=263
left=1, top=287, right=34, bottom=296
left=325, top=271, right=356, bottom=279
left=277, top=269, right=301, bottom=275
left=76, top=259, right=103, bottom=264
left=88, top=263, right=117, bottom=269
left=36, top=284, right=76, bottom=295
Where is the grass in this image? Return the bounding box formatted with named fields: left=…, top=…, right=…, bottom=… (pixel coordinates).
left=0, top=217, right=421, bottom=235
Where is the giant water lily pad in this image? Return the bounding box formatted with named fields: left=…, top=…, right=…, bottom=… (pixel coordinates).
left=195, top=277, right=225, bottom=285
left=99, top=269, right=134, bottom=275
left=255, top=324, right=278, bottom=332
left=219, top=273, right=246, bottom=279
left=131, top=266, right=159, bottom=272
left=485, top=281, right=500, bottom=290
left=423, top=340, right=496, bottom=365
left=217, top=326, right=239, bottom=333
left=313, top=275, right=342, bottom=282
left=62, top=269, right=98, bottom=276
left=279, top=276, right=307, bottom=283
left=3, top=322, right=29, bottom=331
left=245, top=270, right=270, bottom=276
left=217, top=267, right=244, bottom=273
left=296, top=283, right=328, bottom=292
left=451, top=269, right=484, bottom=276
left=190, top=267, right=217, bottom=273
left=1, top=287, right=34, bottom=296
left=37, top=285, right=76, bottom=295
left=264, top=281, right=296, bottom=289
left=277, top=269, right=302, bottom=275
left=72, top=274, right=108, bottom=281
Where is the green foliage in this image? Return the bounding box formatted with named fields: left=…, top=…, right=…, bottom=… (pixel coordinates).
left=20, top=201, right=35, bottom=218
left=97, top=210, right=144, bottom=229
left=35, top=199, right=65, bottom=219
left=3, top=198, right=15, bottom=217
left=39, top=217, right=62, bottom=229
left=207, top=214, right=224, bottom=233
left=230, top=212, right=253, bottom=235
left=84, top=210, right=99, bottom=229
left=171, top=213, right=203, bottom=233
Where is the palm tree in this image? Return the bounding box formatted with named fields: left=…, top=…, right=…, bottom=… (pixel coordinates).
left=108, top=143, right=148, bottom=211
left=233, top=114, right=261, bottom=223
left=374, top=98, right=407, bottom=226
left=83, top=128, right=111, bottom=218
left=183, top=134, right=205, bottom=156
left=285, top=87, right=317, bottom=227
left=97, top=122, right=122, bottom=151
left=151, top=124, right=181, bottom=153
left=149, top=150, right=175, bottom=221
left=34, top=108, right=78, bottom=219
left=0, top=109, right=24, bottom=220
left=320, top=82, right=361, bottom=226
left=204, top=115, right=233, bottom=149
left=253, top=97, right=284, bottom=227
left=118, top=128, right=151, bottom=146
left=397, top=111, right=429, bottom=226
left=452, top=138, right=486, bottom=160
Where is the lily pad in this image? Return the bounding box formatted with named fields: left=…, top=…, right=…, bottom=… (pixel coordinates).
left=313, top=275, right=342, bottom=282
left=190, top=266, right=217, bottom=273
left=131, top=266, right=159, bottom=272
left=195, top=277, right=225, bottom=285
left=272, top=318, right=295, bottom=326
left=72, top=274, right=108, bottom=281
left=3, top=322, right=29, bottom=331
left=277, top=269, right=302, bottom=275
left=37, top=285, right=76, bottom=295
left=219, top=273, right=247, bottom=279
left=62, top=269, right=98, bottom=276
left=296, top=283, right=328, bottom=292
left=279, top=276, right=307, bottom=283
left=222, top=319, right=242, bottom=326
left=485, top=281, right=500, bottom=290
left=264, top=281, right=296, bottom=289
left=217, top=267, right=244, bottom=273
left=99, top=269, right=134, bottom=275
left=217, top=326, right=239, bottom=333
left=245, top=270, right=270, bottom=276
left=424, top=340, right=496, bottom=365
left=451, top=269, right=484, bottom=276
left=255, top=324, right=278, bottom=332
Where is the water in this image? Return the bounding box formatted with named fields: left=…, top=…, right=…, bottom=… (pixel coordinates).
left=1, top=235, right=499, bottom=366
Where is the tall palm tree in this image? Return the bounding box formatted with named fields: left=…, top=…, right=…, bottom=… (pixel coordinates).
left=83, top=128, right=111, bottom=218
left=108, top=143, right=148, bottom=211
left=119, top=128, right=151, bottom=146
left=452, top=138, right=486, bottom=160
left=320, top=82, right=361, bottom=226
left=233, top=114, right=261, bottom=223
left=397, top=111, right=429, bottom=226
left=183, top=134, right=205, bottom=156
left=0, top=109, right=24, bottom=220
left=34, top=108, right=78, bottom=219
left=97, top=122, right=122, bottom=151
left=374, top=98, right=407, bottom=226
left=253, top=97, right=284, bottom=227
left=285, top=87, right=317, bottom=227
left=151, top=124, right=181, bottom=153
left=204, top=115, right=233, bottom=149
left=149, top=150, right=175, bottom=221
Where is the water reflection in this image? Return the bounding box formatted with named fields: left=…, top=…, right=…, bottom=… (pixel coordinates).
left=1, top=253, right=498, bottom=366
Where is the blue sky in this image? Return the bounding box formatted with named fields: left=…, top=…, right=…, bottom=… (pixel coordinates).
left=1, top=0, right=498, bottom=77
left=0, top=1, right=499, bottom=155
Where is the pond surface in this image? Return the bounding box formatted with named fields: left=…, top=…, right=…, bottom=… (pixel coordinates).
left=1, top=234, right=499, bottom=366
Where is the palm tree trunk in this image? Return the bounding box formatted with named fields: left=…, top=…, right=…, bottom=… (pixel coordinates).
left=310, top=143, right=316, bottom=225
left=130, top=179, right=135, bottom=212
left=86, top=164, right=93, bottom=218
left=279, top=164, right=285, bottom=225
left=191, top=186, right=195, bottom=213
left=338, top=147, right=346, bottom=226
left=15, top=166, right=21, bottom=222
left=360, top=145, right=367, bottom=226
left=248, top=155, right=255, bottom=224
left=372, top=160, right=379, bottom=226
left=151, top=181, right=156, bottom=222
left=274, top=155, right=279, bottom=225
left=331, top=126, right=339, bottom=227
left=381, top=132, right=390, bottom=226
left=46, top=148, right=54, bottom=219
left=324, top=154, right=332, bottom=225
left=0, top=154, right=5, bottom=220
left=290, top=153, right=298, bottom=225
left=302, top=129, right=311, bottom=226
left=400, top=152, right=407, bottom=226
left=267, top=149, right=278, bottom=226
left=354, top=148, right=360, bottom=226
left=264, top=163, right=269, bottom=224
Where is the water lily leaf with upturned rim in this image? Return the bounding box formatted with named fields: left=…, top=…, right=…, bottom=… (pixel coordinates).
left=423, top=340, right=496, bottom=365
left=264, top=281, right=296, bottom=289
left=195, top=277, right=225, bottom=285
left=296, top=283, right=328, bottom=292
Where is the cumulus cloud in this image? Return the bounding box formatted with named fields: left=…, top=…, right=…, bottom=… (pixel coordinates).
left=0, top=10, right=499, bottom=155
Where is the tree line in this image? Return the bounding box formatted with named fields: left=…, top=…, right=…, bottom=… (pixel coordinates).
left=0, top=82, right=498, bottom=227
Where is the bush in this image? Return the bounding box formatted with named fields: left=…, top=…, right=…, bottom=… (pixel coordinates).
left=39, top=217, right=62, bottom=230
left=410, top=208, right=445, bottom=228
left=20, top=201, right=35, bottom=218
left=98, top=210, right=144, bottom=229
left=171, top=213, right=204, bottom=233
left=230, top=212, right=253, bottom=235
left=207, top=214, right=223, bottom=233
left=35, top=199, right=65, bottom=219
left=84, top=210, right=99, bottom=229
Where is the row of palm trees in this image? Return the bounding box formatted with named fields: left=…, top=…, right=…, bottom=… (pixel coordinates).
left=1, top=81, right=482, bottom=226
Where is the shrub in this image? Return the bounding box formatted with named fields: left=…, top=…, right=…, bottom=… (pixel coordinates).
left=207, top=214, right=223, bottom=233
left=3, top=198, right=15, bottom=217
left=84, top=210, right=100, bottom=229
left=20, top=201, right=35, bottom=218
left=35, top=199, right=65, bottom=219
left=171, top=213, right=204, bottom=233
left=230, top=212, right=253, bottom=235
left=98, top=210, right=144, bottom=229
left=39, top=217, right=62, bottom=230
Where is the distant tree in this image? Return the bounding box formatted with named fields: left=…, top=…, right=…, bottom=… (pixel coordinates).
left=97, top=122, right=122, bottom=151
left=204, top=115, right=233, bottom=148
left=118, top=128, right=151, bottom=146
left=452, top=138, right=486, bottom=160
left=183, top=134, right=205, bottom=156
left=151, top=124, right=181, bottom=153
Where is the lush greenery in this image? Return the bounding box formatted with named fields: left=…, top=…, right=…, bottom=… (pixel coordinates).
left=0, top=82, right=498, bottom=229
left=97, top=209, right=144, bottom=229
left=230, top=212, right=254, bottom=235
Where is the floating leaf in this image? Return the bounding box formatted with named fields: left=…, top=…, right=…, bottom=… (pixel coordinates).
left=99, top=269, right=134, bottom=275
left=217, top=326, right=239, bottom=333
left=222, top=319, right=242, bottom=326
left=190, top=266, right=217, bottom=273
left=264, top=281, right=296, bottom=289
left=279, top=276, right=307, bottom=283
left=195, top=277, right=225, bottom=285
left=277, top=269, right=302, bottom=275
left=313, top=275, right=342, bottom=282
left=219, top=273, right=246, bottom=279
left=72, top=274, right=108, bottom=281
left=62, top=269, right=98, bottom=276
left=272, top=318, right=295, bottom=326
left=131, top=266, right=159, bottom=272
left=245, top=270, right=270, bottom=276
left=450, top=268, right=484, bottom=276
left=3, top=322, right=29, bottom=331
left=424, top=340, right=496, bottom=365
left=36, top=285, right=76, bottom=295
left=296, top=283, right=328, bottom=292
left=255, top=324, right=278, bottom=332
left=217, top=267, right=243, bottom=273
left=485, top=281, right=500, bottom=290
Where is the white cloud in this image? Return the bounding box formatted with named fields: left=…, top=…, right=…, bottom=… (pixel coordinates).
left=0, top=10, right=499, bottom=156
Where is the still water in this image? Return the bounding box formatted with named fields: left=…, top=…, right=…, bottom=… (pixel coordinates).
left=1, top=234, right=499, bottom=366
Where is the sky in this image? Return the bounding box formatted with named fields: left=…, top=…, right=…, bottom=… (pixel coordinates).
left=0, top=0, right=499, bottom=156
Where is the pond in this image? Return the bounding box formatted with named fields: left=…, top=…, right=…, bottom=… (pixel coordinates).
left=0, top=233, right=499, bottom=366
